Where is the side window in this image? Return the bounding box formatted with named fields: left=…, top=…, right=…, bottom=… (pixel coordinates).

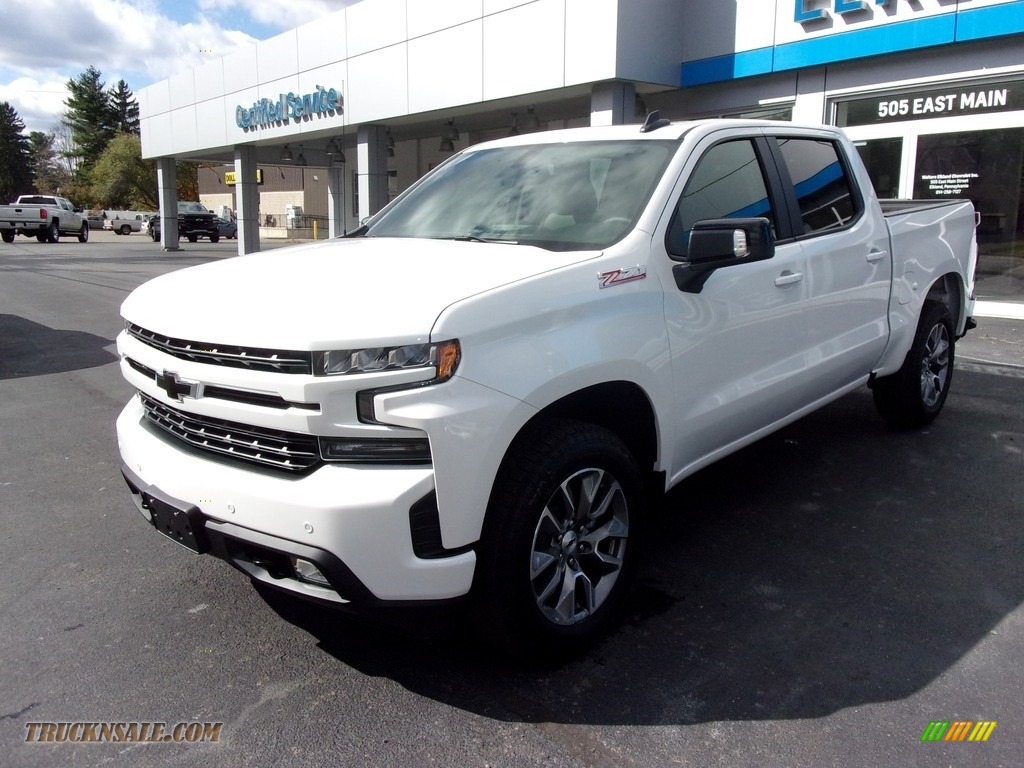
left=775, top=137, right=859, bottom=234
left=667, top=139, right=775, bottom=258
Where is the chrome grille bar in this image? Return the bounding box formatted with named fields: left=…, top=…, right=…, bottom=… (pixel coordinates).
left=139, top=393, right=321, bottom=473
left=127, top=323, right=312, bottom=374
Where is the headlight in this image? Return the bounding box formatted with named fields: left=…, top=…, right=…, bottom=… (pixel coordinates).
left=314, top=339, right=460, bottom=379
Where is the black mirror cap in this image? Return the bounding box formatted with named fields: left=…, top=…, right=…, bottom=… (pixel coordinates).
left=673, top=217, right=774, bottom=293
left=687, top=217, right=774, bottom=265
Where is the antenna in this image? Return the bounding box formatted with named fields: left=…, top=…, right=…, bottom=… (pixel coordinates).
left=640, top=110, right=671, bottom=133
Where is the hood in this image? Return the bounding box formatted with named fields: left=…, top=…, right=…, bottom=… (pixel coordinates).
left=121, top=237, right=599, bottom=349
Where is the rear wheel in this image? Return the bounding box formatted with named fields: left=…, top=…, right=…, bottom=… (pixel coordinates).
left=210, top=234, right=220, bottom=243
left=78, top=222, right=89, bottom=243
left=1, top=230, right=13, bottom=243
left=873, top=300, right=955, bottom=428
left=119, top=224, right=132, bottom=235
left=475, top=419, right=643, bottom=659
left=187, top=234, right=198, bottom=243
left=45, top=219, right=59, bottom=243
left=36, top=231, right=47, bottom=243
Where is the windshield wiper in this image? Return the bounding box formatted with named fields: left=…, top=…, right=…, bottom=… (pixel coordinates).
left=450, top=234, right=519, bottom=244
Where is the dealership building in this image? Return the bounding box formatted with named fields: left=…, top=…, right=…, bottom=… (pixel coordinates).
left=138, top=0, right=1024, bottom=311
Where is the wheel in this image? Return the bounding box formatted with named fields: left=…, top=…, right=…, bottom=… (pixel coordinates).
left=36, top=231, right=47, bottom=242
left=474, top=419, right=643, bottom=659
left=45, top=219, right=59, bottom=243
left=1, top=229, right=13, bottom=243
left=872, top=300, right=955, bottom=428
left=209, top=234, right=220, bottom=243
left=120, top=224, right=132, bottom=235
left=78, top=222, right=89, bottom=242
left=187, top=234, right=198, bottom=243
left=151, top=228, right=159, bottom=242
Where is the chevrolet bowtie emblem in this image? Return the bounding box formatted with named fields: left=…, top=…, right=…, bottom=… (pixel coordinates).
left=155, top=370, right=198, bottom=402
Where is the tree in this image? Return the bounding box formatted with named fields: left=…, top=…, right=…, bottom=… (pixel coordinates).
left=64, top=66, right=115, bottom=174
left=177, top=162, right=199, bottom=201
left=108, top=79, right=140, bottom=135
left=0, top=101, right=32, bottom=202
left=27, top=131, right=68, bottom=194
left=91, top=132, right=157, bottom=209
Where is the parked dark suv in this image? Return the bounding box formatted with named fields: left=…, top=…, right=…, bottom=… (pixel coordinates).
left=149, top=202, right=220, bottom=243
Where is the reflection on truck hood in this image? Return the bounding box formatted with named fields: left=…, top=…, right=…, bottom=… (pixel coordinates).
left=121, top=237, right=600, bottom=349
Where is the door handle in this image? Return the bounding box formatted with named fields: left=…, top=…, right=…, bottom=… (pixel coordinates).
left=866, top=248, right=887, bottom=263
left=774, top=271, right=803, bottom=287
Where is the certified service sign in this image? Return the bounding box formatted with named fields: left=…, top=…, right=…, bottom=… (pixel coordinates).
left=236, top=86, right=343, bottom=130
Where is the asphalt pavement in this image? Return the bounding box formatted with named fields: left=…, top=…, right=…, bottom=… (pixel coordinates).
left=0, top=230, right=1022, bottom=767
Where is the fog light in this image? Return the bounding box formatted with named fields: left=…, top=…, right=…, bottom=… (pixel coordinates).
left=290, top=557, right=331, bottom=587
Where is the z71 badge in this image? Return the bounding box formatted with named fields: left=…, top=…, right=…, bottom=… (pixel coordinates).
left=599, top=265, right=647, bottom=289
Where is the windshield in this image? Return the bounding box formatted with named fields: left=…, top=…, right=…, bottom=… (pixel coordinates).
left=365, top=140, right=677, bottom=251
left=177, top=202, right=209, bottom=214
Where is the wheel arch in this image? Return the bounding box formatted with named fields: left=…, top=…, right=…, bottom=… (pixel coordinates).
left=924, top=271, right=966, bottom=336
left=494, top=380, right=661, bottom=499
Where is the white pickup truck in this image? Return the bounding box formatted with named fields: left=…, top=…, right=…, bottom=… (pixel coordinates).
left=0, top=195, right=89, bottom=243
left=115, top=118, right=976, bottom=656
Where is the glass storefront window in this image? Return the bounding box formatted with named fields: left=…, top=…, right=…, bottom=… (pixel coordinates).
left=913, top=128, right=1024, bottom=301
left=853, top=138, right=902, bottom=200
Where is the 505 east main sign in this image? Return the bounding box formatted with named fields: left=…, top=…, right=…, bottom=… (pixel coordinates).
left=235, top=85, right=343, bottom=130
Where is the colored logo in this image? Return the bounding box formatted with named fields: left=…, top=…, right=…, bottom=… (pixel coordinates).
left=920, top=720, right=997, bottom=742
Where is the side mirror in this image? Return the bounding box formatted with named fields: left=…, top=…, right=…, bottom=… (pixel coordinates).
left=673, top=217, right=774, bottom=293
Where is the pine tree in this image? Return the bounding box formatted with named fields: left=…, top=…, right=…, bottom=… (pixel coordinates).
left=64, top=66, right=115, bottom=174
left=0, top=101, right=32, bottom=202
left=109, top=79, right=140, bottom=135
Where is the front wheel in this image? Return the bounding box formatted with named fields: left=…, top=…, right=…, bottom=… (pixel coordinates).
left=78, top=222, right=89, bottom=242
left=151, top=228, right=159, bottom=242
left=872, top=300, right=955, bottom=428
left=474, top=419, right=644, bottom=659
left=209, top=234, right=220, bottom=243
left=187, top=234, right=198, bottom=243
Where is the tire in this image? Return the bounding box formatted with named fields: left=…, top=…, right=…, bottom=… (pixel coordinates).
left=209, top=234, right=220, bottom=243
left=1, top=230, right=13, bottom=243
left=78, top=222, right=89, bottom=243
left=151, top=228, right=159, bottom=242
left=120, top=224, right=132, bottom=235
left=872, top=300, right=955, bottom=429
left=474, top=418, right=644, bottom=659
left=46, top=219, right=59, bottom=243
left=187, top=234, right=198, bottom=243
left=36, top=231, right=47, bottom=243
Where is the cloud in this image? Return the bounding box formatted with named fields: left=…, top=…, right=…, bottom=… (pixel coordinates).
left=0, top=0, right=261, bottom=133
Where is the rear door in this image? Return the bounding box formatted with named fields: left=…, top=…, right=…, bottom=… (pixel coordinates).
left=767, top=131, right=892, bottom=394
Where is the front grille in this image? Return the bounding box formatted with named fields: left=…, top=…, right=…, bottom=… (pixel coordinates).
left=127, top=323, right=312, bottom=374
left=139, top=393, right=321, bottom=473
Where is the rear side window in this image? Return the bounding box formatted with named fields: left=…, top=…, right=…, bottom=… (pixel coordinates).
left=775, top=137, right=859, bottom=234
left=666, top=139, right=775, bottom=257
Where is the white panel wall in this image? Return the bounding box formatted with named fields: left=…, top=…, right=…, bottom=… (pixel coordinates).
left=195, top=99, right=228, bottom=149
left=168, top=72, right=196, bottom=110
left=347, top=46, right=409, bottom=125
left=408, top=0, right=482, bottom=37
left=257, top=30, right=300, bottom=84
left=564, top=0, right=618, bottom=86
left=409, top=21, right=483, bottom=113
left=170, top=106, right=198, bottom=150
left=346, top=0, right=409, bottom=56
left=194, top=59, right=226, bottom=103
left=297, top=11, right=348, bottom=71
left=483, top=0, right=566, bottom=100
left=222, top=45, right=258, bottom=94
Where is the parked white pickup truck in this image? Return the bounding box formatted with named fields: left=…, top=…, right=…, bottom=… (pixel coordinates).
left=106, top=212, right=155, bottom=235
left=115, top=118, right=977, bottom=656
left=0, top=195, right=89, bottom=243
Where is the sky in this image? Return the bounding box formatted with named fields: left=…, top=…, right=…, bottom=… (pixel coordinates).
left=0, top=0, right=359, bottom=135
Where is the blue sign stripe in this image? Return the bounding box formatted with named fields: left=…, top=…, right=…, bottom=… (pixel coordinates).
left=681, top=1, right=1024, bottom=87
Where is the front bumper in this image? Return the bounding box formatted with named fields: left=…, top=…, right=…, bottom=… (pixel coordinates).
left=116, top=397, right=477, bottom=604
